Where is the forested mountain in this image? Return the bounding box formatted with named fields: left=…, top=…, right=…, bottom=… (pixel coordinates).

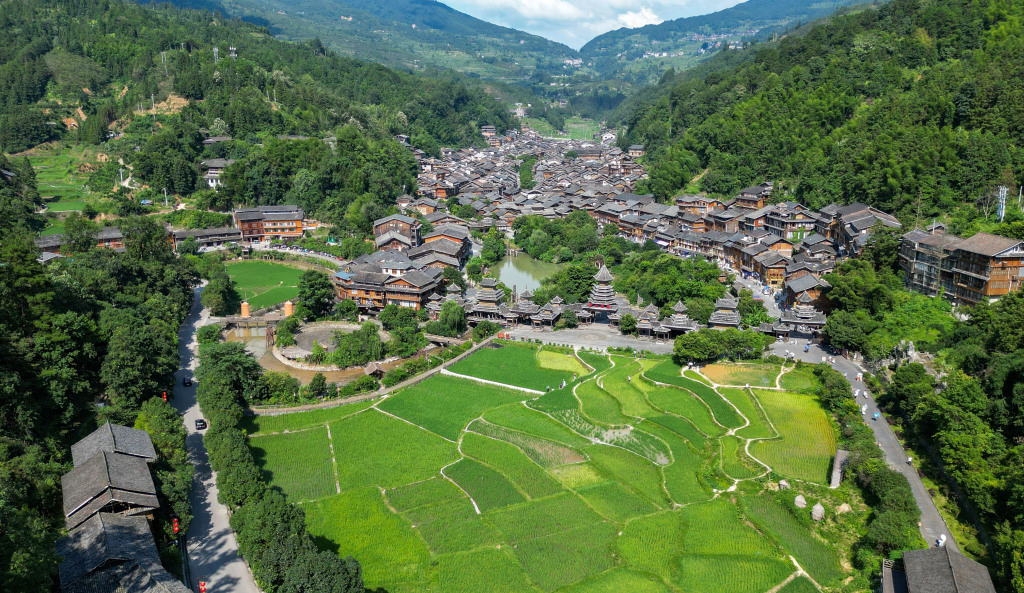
left=154, top=0, right=576, bottom=82
left=622, top=0, right=1024, bottom=231
left=0, top=0, right=516, bottom=232
left=581, top=0, right=867, bottom=85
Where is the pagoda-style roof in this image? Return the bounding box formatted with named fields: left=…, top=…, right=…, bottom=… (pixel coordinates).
left=715, top=297, right=739, bottom=310
left=594, top=264, right=614, bottom=283
left=672, top=300, right=688, bottom=313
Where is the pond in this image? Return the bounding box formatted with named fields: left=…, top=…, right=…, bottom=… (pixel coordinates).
left=495, top=253, right=564, bottom=292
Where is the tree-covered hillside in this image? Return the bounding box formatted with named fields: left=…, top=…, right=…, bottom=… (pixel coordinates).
left=0, top=0, right=517, bottom=230
left=155, top=0, right=576, bottom=83
left=581, top=0, right=866, bottom=85
left=622, top=0, right=1024, bottom=229
left=0, top=0, right=515, bottom=152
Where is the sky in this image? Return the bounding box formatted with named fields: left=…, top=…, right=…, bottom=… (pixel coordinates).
left=444, top=0, right=747, bottom=49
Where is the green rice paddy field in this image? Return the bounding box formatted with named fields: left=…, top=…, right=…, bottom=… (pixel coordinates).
left=225, top=260, right=304, bottom=310
left=249, top=347, right=849, bottom=592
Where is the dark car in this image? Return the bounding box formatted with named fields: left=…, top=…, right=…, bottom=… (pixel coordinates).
left=183, top=377, right=192, bottom=387
left=195, top=419, right=208, bottom=430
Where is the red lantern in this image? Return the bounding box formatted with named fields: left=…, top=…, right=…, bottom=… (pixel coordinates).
left=162, top=391, right=168, bottom=402
left=172, top=518, right=179, bottom=534
left=199, top=581, right=207, bottom=593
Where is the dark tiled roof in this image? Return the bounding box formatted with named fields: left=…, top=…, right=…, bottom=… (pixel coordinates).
left=955, top=232, right=1022, bottom=256
left=71, top=423, right=157, bottom=467
left=57, top=513, right=190, bottom=593
left=62, top=451, right=158, bottom=528
left=903, top=546, right=996, bottom=593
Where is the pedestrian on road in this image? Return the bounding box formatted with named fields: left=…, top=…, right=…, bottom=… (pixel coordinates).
left=907, top=456, right=913, bottom=465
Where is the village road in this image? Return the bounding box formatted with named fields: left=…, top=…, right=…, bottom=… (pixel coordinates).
left=770, top=339, right=957, bottom=551
left=172, top=285, right=263, bottom=593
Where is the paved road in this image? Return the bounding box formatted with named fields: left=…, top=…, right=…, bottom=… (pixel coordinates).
left=770, top=339, right=956, bottom=551
left=506, top=323, right=675, bottom=354
left=172, top=285, right=263, bottom=593
left=250, top=243, right=346, bottom=268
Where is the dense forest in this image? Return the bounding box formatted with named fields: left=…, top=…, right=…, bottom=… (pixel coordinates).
left=0, top=161, right=199, bottom=590
left=622, top=0, right=1024, bottom=228
left=0, top=0, right=515, bottom=227
left=816, top=229, right=1024, bottom=591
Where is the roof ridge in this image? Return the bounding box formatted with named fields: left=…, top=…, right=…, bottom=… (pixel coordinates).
left=945, top=545, right=963, bottom=593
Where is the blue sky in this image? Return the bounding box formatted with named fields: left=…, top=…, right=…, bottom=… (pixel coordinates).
left=444, top=0, right=747, bottom=49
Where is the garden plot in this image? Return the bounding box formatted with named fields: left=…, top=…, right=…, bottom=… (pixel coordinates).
left=329, top=409, right=458, bottom=491
left=430, top=548, right=538, bottom=593
left=250, top=426, right=336, bottom=502
left=750, top=389, right=836, bottom=483
left=379, top=374, right=526, bottom=441
left=701, top=362, right=780, bottom=387
left=742, top=493, right=844, bottom=585
left=403, top=497, right=502, bottom=554
left=513, top=522, right=618, bottom=592
left=482, top=403, right=592, bottom=448
left=646, top=360, right=744, bottom=428
left=468, top=418, right=586, bottom=467
left=561, top=569, right=672, bottom=593
left=485, top=492, right=604, bottom=543
left=444, top=458, right=526, bottom=512
left=460, top=432, right=563, bottom=499
left=243, top=400, right=374, bottom=434
left=537, top=349, right=588, bottom=376
left=448, top=343, right=574, bottom=391
left=385, top=476, right=464, bottom=512
left=304, top=487, right=431, bottom=592
left=225, top=260, right=303, bottom=309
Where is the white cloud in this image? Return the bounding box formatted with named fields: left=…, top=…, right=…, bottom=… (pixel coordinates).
left=445, top=0, right=746, bottom=48
left=617, top=7, right=664, bottom=28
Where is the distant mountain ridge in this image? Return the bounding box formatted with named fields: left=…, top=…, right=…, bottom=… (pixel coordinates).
left=580, top=0, right=868, bottom=84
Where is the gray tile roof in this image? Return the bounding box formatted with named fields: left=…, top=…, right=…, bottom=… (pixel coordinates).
left=903, top=546, right=996, bottom=593
left=57, top=513, right=190, bottom=593
left=71, top=423, right=157, bottom=467
left=62, top=451, right=158, bottom=529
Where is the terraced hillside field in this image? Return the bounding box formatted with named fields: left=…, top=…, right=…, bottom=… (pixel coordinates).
left=249, top=348, right=848, bottom=592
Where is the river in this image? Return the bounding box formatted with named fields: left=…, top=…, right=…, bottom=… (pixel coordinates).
left=495, top=254, right=564, bottom=292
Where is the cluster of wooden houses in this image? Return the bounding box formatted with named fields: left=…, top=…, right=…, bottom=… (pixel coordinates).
left=55, top=423, right=190, bottom=593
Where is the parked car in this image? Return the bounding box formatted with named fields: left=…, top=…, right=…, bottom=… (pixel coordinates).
left=195, top=419, right=208, bottom=430
left=183, top=377, right=192, bottom=387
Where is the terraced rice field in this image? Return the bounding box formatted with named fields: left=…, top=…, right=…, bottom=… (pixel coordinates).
left=253, top=351, right=848, bottom=591
left=750, top=389, right=836, bottom=483
left=448, top=342, right=576, bottom=391
left=225, top=260, right=304, bottom=309
left=249, top=426, right=336, bottom=501
left=701, top=362, right=780, bottom=387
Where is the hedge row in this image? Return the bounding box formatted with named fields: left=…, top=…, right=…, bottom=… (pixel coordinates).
left=813, top=364, right=923, bottom=568
left=194, top=348, right=364, bottom=593
left=381, top=340, right=474, bottom=387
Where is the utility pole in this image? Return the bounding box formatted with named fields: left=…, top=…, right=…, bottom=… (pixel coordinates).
left=997, top=185, right=1007, bottom=222
left=119, top=168, right=124, bottom=185
left=213, top=47, right=219, bottom=64
left=163, top=188, right=168, bottom=208
left=161, top=51, right=167, bottom=76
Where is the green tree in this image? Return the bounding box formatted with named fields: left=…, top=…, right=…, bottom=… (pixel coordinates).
left=620, top=314, right=637, bottom=335
left=297, top=270, right=336, bottom=319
